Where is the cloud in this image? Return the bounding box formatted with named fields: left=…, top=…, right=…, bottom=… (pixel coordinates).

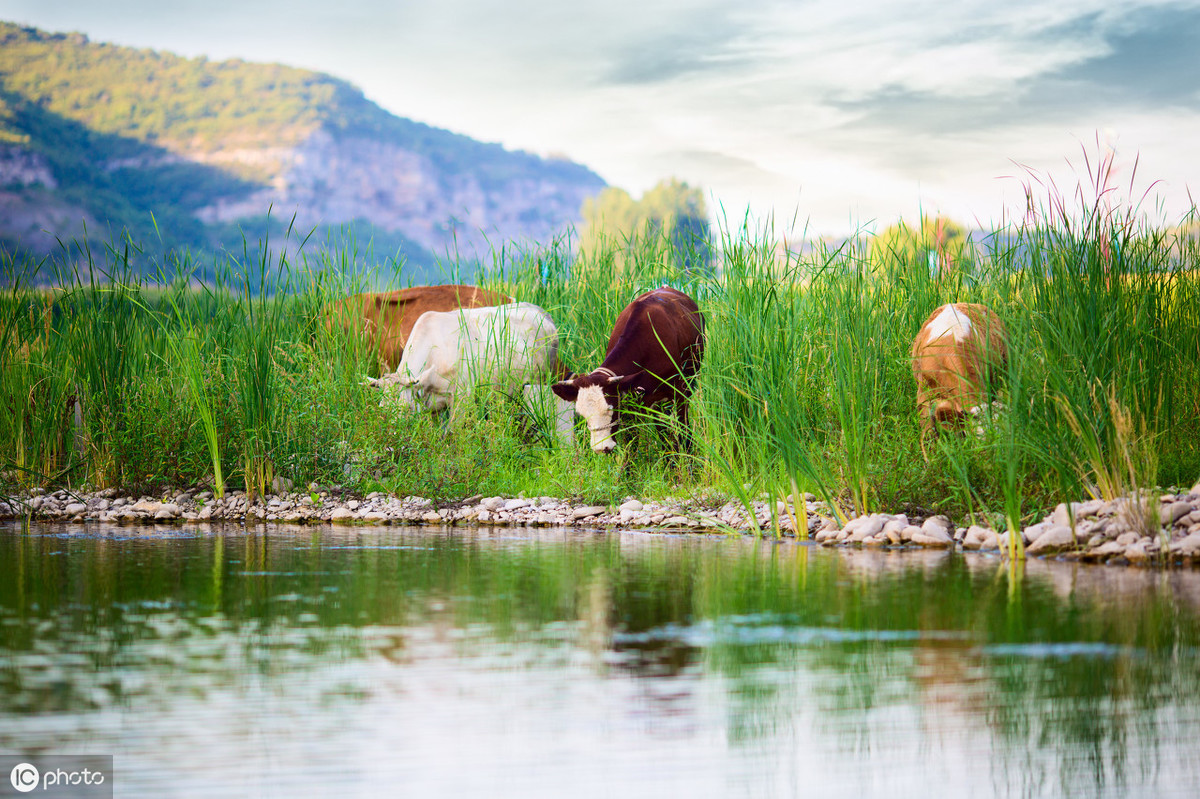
left=3, top=0, right=1197, bottom=235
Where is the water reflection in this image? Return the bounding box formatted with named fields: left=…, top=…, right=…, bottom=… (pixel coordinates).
left=2, top=522, right=1199, bottom=797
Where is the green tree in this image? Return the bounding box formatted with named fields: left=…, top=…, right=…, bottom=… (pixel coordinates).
left=579, top=178, right=710, bottom=272
left=871, top=215, right=970, bottom=276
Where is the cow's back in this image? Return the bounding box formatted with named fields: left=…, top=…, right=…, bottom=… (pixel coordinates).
left=402, top=302, right=560, bottom=390
left=911, top=302, right=1007, bottom=428
left=604, top=287, right=705, bottom=383
left=326, top=284, right=513, bottom=370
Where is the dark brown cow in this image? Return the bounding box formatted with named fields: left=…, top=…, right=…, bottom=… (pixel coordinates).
left=551, top=287, right=704, bottom=453
left=325, top=284, right=513, bottom=371
left=911, top=302, right=1008, bottom=445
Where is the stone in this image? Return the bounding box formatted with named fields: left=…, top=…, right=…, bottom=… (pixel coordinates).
left=1026, top=525, right=1077, bottom=556
left=662, top=515, right=691, bottom=527
left=1115, top=532, right=1142, bottom=546
left=1170, top=532, right=1200, bottom=557
left=921, top=515, right=953, bottom=538
left=64, top=503, right=86, bottom=516
left=962, top=525, right=994, bottom=550
left=1052, top=499, right=1106, bottom=528
left=1022, top=522, right=1049, bottom=546
left=1090, top=541, right=1126, bottom=559
left=1124, top=540, right=1151, bottom=564
left=422, top=512, right=443, bottom=523
left=620, top=499, right=645, bottom=513
left=330, top=507, right=356, bottom=523
left=1162, top=501, right=1193, bottom=526
left=504, top=498, right=531, bottom=511
left=911, top=529, right=953, bottom=547
left=900, top=525, right=922, bottom=543
left=848, top=515, right=886, bottom=542
left=481, top=497, right=505, bottom=511
left=571, top=506, right=606, bottom=520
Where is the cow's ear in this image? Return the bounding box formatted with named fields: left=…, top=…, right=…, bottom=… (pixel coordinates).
left=551, top=381, right=579, bottom=403
left=616, top=373, right=642, bottom=391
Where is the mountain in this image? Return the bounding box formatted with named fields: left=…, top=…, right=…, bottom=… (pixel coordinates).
left=0, top=22, right=606, bottom=279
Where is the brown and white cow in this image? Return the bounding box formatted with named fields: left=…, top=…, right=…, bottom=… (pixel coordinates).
left=324, top=284, right=513, bottom=371
left=911, top=302, right=1008, bottom=442
left=551, top=287, right=705, bottom=453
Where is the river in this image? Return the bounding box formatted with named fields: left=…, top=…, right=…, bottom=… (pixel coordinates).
left=2, top=522, right=1199, bottom=797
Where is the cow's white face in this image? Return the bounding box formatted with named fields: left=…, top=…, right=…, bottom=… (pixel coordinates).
left=575, top=384, right=616, bottom=452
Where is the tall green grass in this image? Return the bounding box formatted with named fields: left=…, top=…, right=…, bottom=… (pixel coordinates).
left=2, top=177, right=1198, bottom=529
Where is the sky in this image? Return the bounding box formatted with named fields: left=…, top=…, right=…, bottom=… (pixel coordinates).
left=3, top=0, right=1199, bottom=237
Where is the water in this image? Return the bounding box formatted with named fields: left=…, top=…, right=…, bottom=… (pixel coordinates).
left=3, top=522, right=1200, bottom=798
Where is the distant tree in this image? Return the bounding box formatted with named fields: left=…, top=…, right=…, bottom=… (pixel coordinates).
left=871, top=215, right=970, bottom=276
left=579, top=178, right=710, bottom=272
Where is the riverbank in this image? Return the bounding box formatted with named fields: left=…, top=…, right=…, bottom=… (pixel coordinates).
left=4, top=483, right=1199, bottom=566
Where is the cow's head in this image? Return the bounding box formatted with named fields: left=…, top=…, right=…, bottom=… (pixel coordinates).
left=363, top=368, right=450, bottom=412
left=931, top=400, right=967, bottom=432
left=551, top=370, right=644, bottom=453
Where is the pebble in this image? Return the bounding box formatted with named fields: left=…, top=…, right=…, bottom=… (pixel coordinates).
left=571, top=506, right=606, bottom=520
left=3, top=485, right=1200, bottom=568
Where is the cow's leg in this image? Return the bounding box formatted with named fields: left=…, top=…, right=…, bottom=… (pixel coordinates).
left=672, top=399, right=695, bottom=456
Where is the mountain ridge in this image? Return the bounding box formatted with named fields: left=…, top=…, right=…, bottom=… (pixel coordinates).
left=0, top=21, right=606, bottom=277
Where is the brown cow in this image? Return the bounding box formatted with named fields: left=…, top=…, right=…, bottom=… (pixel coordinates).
left=911, top=302, right=1008, bottom=444
left=551, top=287, right=705, bottom=453
left=325, top=284, right=513, bottom=371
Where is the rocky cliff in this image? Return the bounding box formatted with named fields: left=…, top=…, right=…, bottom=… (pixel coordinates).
left=0, top=21, right=606, bottom=270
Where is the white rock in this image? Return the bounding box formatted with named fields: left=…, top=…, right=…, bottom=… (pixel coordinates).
left=921, top=515, right=953, bottom=537
left=1162, top=501, right=1193, bottom=525
left=962, top=525, right=994, bottom=550
left=1026, top=525, right=1076, bottom=555
left=330, top=507, right=356, bottom=523
left=571, top=506, right=606, bottom=519
left=1171, top=532, right=1200, bottom=557
left=911, top=528, right=953, bottom=547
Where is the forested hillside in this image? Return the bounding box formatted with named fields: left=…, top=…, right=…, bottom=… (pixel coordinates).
left=0, top=22, right=605, bottom=280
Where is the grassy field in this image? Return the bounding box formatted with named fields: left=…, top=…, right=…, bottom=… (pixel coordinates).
left=2, top=187, right=1199, bottom=534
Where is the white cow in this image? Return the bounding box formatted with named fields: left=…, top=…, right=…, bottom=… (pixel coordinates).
left=366, top=302, right=575, bottom=445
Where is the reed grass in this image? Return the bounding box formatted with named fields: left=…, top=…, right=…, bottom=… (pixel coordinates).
left=2, top=171, right=1198, bottom=530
